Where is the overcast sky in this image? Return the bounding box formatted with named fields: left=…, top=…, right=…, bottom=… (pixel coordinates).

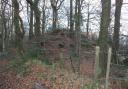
left=119, top=0, right=128, bottom=34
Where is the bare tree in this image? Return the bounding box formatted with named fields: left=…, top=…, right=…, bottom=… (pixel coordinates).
left=26, top=0, right=41, bottom=40
left=0, top=0, right=10, bottom=52
left=50, top=0, right=64, bottom=30
left=73, top=0, right=81, bottom=73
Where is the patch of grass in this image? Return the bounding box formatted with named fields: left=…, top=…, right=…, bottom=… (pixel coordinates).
left=42, top=61, right=57, bottom=70
left=24, top=44, right=43, bottom=59
left=23, top=44, right=53, bottom=65
left=36, top=72, right=48, bottom=80
left=81, top=81, right=99, bottom=89
left=8, top=50, right=57, bottom=77
left=40, top=57, right=53, bottom=65
left=28, top=59, right=43, bottom=65
left=7, top=43, right=51, bottom=76
left=81, top=43, right=92, bottom=48
left=8, top=54, right=30, bottom=76
left=50, top=74, right=57, bottom=83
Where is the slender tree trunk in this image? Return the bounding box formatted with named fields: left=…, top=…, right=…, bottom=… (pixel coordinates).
left=0, top=1, right=6, bottom=52
left=75, top=0, right=78, bottom=33
left=98, top=0, right=111, bottom=78
left=67, top=11, right=70, bottom=28
left=76, top=0, right=81, bottom=57
left=74, top=0, right=81, bottom=73
left=112, top=0, right=123, bottom=63
left=86, top=3, right=90, bottom=39
left=1, top=14, right=5, bottom=52
left=0, top=15, right=3, bottom=52
left=29, top=6, right=34, bottom=40
left=52, top=7, right=57, bottom=30
left=11, top=5, right=14, bottom=41
left=6, top=10, right=11, bottom=50
left=77, top=0, right=81, bottom=73
left=42, top=10, right=45, bottom=35
left=34, top=0, right=41, bottom=40
left=0, top=0, right=3, bottom=52
left=70, top=0, right=74, bottom=38
left=42, top=0, right=46, bottom=35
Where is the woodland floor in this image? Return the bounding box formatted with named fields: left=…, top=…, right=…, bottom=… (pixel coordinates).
left=0, top=55, right=94, bottom=89
left=0, top=53, right=124, bottom=89
left=0, top=32, right=127, bottom=89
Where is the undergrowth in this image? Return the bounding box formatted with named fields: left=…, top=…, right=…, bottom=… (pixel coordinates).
left=7, top=44, right=99, bottom=89
left=8, top=54, right=30, bottom=76
left=81, top=81, right=99, bottom=89
left=8, top=44, right=53, bottom=76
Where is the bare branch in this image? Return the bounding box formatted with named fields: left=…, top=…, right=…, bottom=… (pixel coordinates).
left=26, top=0, right=33, bottom=5
left=57, top=0, right=64, bottom=10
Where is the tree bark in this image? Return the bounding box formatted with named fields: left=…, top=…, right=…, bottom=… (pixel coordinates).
left=112, top=0, right=123, bottom=63
left=86, top=3, right=90, bottom=39
left=0, top=0, right=3, bottom=52
left=29, top=6, right=34, bottom=40
left=52, top=7, right=57, bottom=30
left=0, top=1, right=7, bottom=52
left=0, top=13, right=2, bottom=52
left=42, top=0, right=46, bottom=35
left=26, top=0, right=41, bottom=40
left=74, top=0, right=81, bottom=73
left=98, top=0, right=111, bottom=78
left=34, top=0, right=41, bottom=39
left=69, top=0, right=74, bottom=38
left=12, top=0, right=25, bottom=54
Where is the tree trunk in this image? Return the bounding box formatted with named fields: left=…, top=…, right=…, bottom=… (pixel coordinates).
left=1, top=14, right=5, bottom=52
left=0, top=1, right=6, bottom=52
left=13, top=0, right=25, bottom=54
left=86, top=3, right=90, bottom=39
left=34, top=0, right=41, bottom=40
left=29, top=6, right=34, bottom=40
left=98, top=0, right=111, bottom=78
left=69, top=0, right=74, bottom=38
left=0, top=0, right=3, bottom=52
left=52, top=7, right=57, bottom=30
left=75, top=0, right=78, bottom=33
left=26, top=0, right=41, bottom=41
left=112, top=0, right=123, bottom=63
left=0, top=14, right=2, bottom=52
left=74, top=0, right=81, bottom=73
left=42, top=0, right=46, bottom=35
left=50, top=0, right=64, bottom=30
